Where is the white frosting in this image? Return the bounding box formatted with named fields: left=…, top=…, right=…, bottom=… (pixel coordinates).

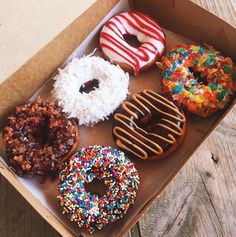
left=52, top=56, right=129, bottom=126
left=100, top=11, right=166, bottom=75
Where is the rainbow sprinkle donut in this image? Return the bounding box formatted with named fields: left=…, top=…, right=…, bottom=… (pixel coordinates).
left=157, top=44, right=235, bottom=117
left=57, top=145, right=139, bottom=233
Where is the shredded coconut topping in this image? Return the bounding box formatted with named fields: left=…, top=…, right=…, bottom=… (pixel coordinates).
left=52, top=56, right=129, bottom=126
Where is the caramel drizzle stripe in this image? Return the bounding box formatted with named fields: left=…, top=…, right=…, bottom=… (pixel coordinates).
left=114, top=90, right=186, bottom=158
left=114, top=113, right=164, bottom=152
left=115, top=113, right=175, bottom=145
left=153, top=121, right=182, bottom=136
left=143, top=90, right=186, bottom=122
left=122, top=102, right=146, bottom=119
left=131, top=94, right=183, bottom=124
left=116, top=139, right=148, bottom=160
left=149, top=132, right=176, bottom=144
left=156, top=118, right=184, bottom=135
left=113, top=126, right=161, bottom=160
left=144, top=90, right=180, bottom=111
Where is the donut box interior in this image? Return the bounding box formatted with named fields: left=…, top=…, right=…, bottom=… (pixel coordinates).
left=0, top=0, right=235, bottom=236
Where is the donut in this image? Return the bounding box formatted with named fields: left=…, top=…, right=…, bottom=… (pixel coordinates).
left=113, top=90, right=186, bottom=160
left=100, top=10, right=166, bottom=76
left=157, top=44, right=236, bottom=117
left=52, top=56, right=129, bottom=126
left=3, top=97, right=79, bottom=178
left=57, top=145, right=139, bottom=233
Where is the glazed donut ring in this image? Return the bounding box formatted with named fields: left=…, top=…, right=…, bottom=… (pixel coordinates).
left=113, top=90, right=186, bottom=160
left=3, top=97, right=79, bottom=179
left=157, top=44, right=236, bottom=117
left=53, top=56, right=129, bottom=126
left=100, top=10, right=166, bottom=76
left=57, top=145, right=139, bottom=233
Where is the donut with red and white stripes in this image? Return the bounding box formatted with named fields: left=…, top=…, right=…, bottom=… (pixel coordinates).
left=100, top=10, right=166, bottom=76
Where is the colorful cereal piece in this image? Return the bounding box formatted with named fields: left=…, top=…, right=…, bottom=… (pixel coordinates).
left=157, top=44, right=235, bottom=117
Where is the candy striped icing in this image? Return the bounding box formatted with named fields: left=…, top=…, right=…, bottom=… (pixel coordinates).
left=113, top=90, right=186, bottom=160
left=100, top=11, right=166, bottom=76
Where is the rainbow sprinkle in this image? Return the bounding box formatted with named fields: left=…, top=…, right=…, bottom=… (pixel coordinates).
left=157, top=44, right=235, bottom=117
left=57, top=145, right=139, bottom=233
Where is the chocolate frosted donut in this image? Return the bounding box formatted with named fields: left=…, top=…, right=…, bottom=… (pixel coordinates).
left=113, top=90, right=186, bottom=160
left=3, top=97, right=80, bottom=179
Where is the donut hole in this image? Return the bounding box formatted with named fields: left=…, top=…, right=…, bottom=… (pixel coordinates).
left=79, top=79, right=99, bottom=94
left=140, top=114, right=153, bottom=132
left=137, top=106, right=168, bottom=132
left=123, top=34, right=141, bottom=48
left=189, top=67, right=207, bottom=86
left=27, top=118, right=50, bottom=146
left=131, top=103, right=184, bottom=153
left=139, top=113, right=166, bottom=133
left=85, top=176, right=107, bottom=197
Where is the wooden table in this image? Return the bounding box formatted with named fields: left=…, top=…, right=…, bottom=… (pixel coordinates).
left=1, top=0, right=235, bottom=236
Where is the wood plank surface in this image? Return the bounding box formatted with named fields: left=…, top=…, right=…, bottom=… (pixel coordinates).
left=0, top=0, right=235, bottom=237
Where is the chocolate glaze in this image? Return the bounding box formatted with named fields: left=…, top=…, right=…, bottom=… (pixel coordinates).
left=113, top=90, right=186, bottom=160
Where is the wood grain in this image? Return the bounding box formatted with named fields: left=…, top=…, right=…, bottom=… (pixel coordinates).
left=0, top=1, right=235, bottom=237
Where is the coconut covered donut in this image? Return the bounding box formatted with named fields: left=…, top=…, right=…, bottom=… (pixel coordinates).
left=53, top=56, right=129, bottom=126
left=100, top=10, right=166, bottom=76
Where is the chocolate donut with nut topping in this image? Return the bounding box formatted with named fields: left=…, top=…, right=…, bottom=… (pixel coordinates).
left=3, top=97, right=79, bottom=179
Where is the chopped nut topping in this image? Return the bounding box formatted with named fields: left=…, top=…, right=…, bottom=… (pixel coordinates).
left=3, top=97, right=79, bottom=179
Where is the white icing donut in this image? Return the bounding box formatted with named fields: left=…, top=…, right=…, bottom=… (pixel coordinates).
left=52, top=56, right=129, bottom=126
left=100, top=10, right=166, bottom=76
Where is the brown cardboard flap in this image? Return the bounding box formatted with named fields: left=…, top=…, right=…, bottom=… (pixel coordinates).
left=0, top=0, right=119, bottom=128
left=132, top=0, right=236, bottom=60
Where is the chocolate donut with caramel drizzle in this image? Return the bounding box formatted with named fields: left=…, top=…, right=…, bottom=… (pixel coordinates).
left=113, top=90, right=186, bottom=160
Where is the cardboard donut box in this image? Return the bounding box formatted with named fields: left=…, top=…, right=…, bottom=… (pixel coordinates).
left=0, top=0, right=235, bottom=236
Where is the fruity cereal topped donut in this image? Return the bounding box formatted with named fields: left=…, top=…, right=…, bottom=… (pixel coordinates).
left=100, top=10, right=166, bottom=76
left=157, top=44, right=235, bottom=117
